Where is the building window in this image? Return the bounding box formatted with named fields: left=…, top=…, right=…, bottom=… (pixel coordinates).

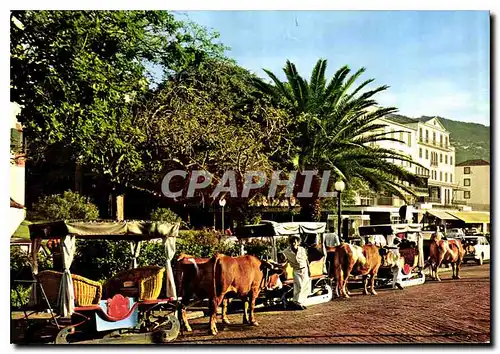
left=445, top=155, right=448, bottom=164
left=464, top=178, right=471, bottom=186
left=440, top=134, right=443, bottom=147
left=440, top=153, right=443, bottom=163
left=419, top=128, right=423, bottom=141
left=451, top=174, right=453, bottom=183
left=464, top=191, right=471, bottom=199
left=400, top=131, right=404, bottom=143
left=425, top=149, right=429, bottom=159
left=445, top=136, right=449, bottom=148
left=419, top=148, right=422, bottom=158
left=450, top=156, right=453, bottom=165
left=464, top=167, right=471, bottom=174
left=440, top=171, right=442, bottom=181
left=391, top=129, right=395, bottom=139
left=433, top=131, right=436, bottom=145
left=445, top=173, right=448, bottom=182
left=425, top=130, right=429, bottom=143
left=408, top=133, right=412, bottom=147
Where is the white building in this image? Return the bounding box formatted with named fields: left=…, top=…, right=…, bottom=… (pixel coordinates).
left=454, top=159, right=490, bottom=212
left=343, top=115, right=466, bottom=226
left=10, top=102, right=26, bottom=237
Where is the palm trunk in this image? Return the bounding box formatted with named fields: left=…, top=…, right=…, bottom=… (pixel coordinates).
left=298, top=197, right=321, bottom=221
left=296, top=173, right=322, bottom=221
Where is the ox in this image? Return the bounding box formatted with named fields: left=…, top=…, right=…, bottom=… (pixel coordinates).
left=176, top=253, right=281, bottom=335
left=428, top=234, right=465, bottom=281
left=329, top=243, right=382, bottom=298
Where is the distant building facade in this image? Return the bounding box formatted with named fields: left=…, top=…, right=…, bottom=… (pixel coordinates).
left=342, top=115, right=467, bottom=226
left=454, top=159, right=490, bottom=212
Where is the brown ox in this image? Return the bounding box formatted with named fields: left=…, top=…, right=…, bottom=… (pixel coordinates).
left=176, top=253, right=280, bottom=335
left=330, top=243, right=382, bottom=298
left=428, top=234, right=465, bottom=281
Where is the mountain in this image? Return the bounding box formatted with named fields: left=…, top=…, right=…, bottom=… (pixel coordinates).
left=386, top=114, right=490, bottom=164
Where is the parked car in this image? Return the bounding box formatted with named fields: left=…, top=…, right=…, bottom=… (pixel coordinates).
left=446, top=228, right=465, bottom=238
left=461, top=235, right=490, bottom=265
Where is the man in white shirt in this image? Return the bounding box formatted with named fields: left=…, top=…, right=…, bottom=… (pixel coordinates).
left=281, top=235, right=311, bottom=310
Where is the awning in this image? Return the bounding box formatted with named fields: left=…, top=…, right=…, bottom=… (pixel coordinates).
left=426, top=210, right=458, bottom=220
left=29, top=220, right=180, bottom=240
left=446, top=211, right=490, bottom=224
left=236, top=220, right=326, bottom=238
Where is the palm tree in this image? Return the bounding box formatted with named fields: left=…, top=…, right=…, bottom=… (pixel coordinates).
left=251, top=59, right=424, bottom=221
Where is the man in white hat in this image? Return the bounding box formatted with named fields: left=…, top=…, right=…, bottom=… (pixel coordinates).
left=280, top=235, right=311, bottom=310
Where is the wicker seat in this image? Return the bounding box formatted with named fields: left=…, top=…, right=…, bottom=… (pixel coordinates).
left=102, top=266, right=165, bottom=301
left=36, top=270, right=102, bottom=307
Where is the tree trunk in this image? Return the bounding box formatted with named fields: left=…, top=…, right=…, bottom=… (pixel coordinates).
left=116, top=194, right=124, bottom=221
left=296, top=173, right=322, bottom=222
left=109, top=187, right=125, bottom=221
left=298, top=197, right=321, bottom=222
left=74, top=163, right=83, bottom=194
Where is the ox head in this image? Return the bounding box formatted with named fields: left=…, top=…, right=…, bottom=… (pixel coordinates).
left=260, top=260, right=285, bottom=290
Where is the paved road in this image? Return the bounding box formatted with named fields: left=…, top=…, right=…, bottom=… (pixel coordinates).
left=171, top=263, right=490, bottom=344
left=18, top=263, right=489, bottom=345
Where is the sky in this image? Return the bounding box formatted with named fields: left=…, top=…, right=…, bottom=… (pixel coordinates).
left=173, top=10, right=490, bottom=126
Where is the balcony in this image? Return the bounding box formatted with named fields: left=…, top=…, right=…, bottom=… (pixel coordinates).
left=376, top=197, right=394, bottom=206
left=412, top=186, right=429, bottom=196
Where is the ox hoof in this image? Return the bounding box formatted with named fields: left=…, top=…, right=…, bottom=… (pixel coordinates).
left=222, top=319, right=231, bottom=325
left=209, top=328, right=218, bottom=336
left=251, top=321, right=259, bottom=327
left=371, top=291, right=378, bottom=296
left=184, top=326, right=193, bottom=333
left=344, top=294, right=350, bottom=299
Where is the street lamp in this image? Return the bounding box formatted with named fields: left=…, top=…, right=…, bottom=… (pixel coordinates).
left=335, top=180, right=346, bottom=243
left=219, top=197, right=227, bottom=233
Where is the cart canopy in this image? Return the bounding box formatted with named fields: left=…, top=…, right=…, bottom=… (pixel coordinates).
left=28, top=220, right=179, bottom=241
left=28, top=220, right=180, bottom=318
left=358, top=223, right=422, bottom=237
left=236, top=220, right=326, bottom=239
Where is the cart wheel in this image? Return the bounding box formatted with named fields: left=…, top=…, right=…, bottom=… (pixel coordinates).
left=55, top=326, right=75, bottom=344
left=152, top=315, right=180, bottom=343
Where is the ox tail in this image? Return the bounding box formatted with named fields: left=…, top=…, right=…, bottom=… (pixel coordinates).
left=212, top=254, right=223, bottom=298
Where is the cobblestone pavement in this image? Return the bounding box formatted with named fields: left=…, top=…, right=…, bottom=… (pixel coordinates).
left=16, top=263, right=489, bottom=345
left=171, top=263, right=490, bottom=344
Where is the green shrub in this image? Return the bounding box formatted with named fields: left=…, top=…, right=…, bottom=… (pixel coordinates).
left=29, top=190, right=99, bottom=221
left=150, top=207, right=182, bottom=223
left=10, top=246, right=53, bottom=281
left=10, top=247, right=53, bottom=308
left=71, top=240, right=133, bottom=282
left=244, top=239, right=272, bottom=259
left=11, top=285, right=32, bottom=308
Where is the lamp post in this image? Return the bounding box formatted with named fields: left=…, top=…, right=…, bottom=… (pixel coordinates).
left=219, top=198, right=226, bottom=233
left=335, top=180, right=346, bottom=243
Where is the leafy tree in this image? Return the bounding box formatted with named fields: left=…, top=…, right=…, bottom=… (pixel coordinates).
left=10, top=10, right=227, bottom=219
left=133, top=59, right=289, bottom=225
left=251, top=59, right=424, bottom=221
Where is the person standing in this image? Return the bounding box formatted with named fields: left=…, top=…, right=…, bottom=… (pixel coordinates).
left=281, top=235, right=311, bottom=310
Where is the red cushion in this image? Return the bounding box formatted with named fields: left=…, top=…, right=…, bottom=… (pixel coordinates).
left=106, top=294, right=130, bottom=318
left=403, top=264, right=411, bottom=275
